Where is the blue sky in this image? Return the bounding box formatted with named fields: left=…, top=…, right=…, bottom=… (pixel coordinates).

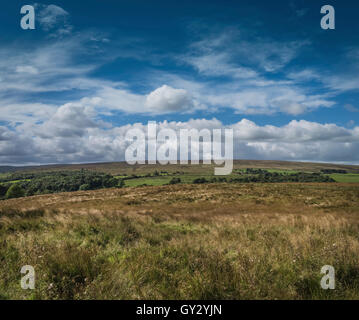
left=0, top=0, right=358, bottom=165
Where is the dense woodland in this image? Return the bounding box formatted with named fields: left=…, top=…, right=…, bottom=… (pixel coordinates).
left=0, top=170, right=123, bottom=199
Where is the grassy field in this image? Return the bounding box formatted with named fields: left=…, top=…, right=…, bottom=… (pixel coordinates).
left=328, top=174, right=359, bottom=183
left=1, top=182, right=359, bottom=300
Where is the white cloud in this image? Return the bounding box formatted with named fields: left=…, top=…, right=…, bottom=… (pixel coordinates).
left=345, top=104, right=359, bottom=113
left=15, top=66, right=39, bottom=75
left=0, top=23, right=338, bottom=125
left=347, top=120, right=355, bottom=127
left=2, top=18, right=359, bottom=166
left=171, top=30, right=331, bottom=115
left=233, top=119, right=354, bottom=142
left=34, top=103, right=99, bottom=138
left=145, top=85, right=194, bottom=113
left=36, top=4, right=72, bottom=36
left=237, top=40, right=310, bottom=73
left=277, top=101, right=307, bottom=115
left=184, top=29, right=309, bottom=75
left=195, top=84, right=333, bottom=115
left=288, top=48, right=359, bottom=93
left=183, top=52, right=258, bottom=79
left=287, top=69, right=321, bottom=82
left=1, top=117, right=359, bottom=165
left=0, top=102, right=57, bottom=125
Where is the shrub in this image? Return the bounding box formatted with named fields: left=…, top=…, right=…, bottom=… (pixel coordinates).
left=321, top=169, right=347, bottom=174
left=169, top=178, right=181, bottom=185
left=5, top=184, right=25, bottom=199
left=193, top=178, right=208, bottom=184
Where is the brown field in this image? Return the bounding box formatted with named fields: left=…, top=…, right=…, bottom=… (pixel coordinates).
left=1, top=181, right=359, bottom=300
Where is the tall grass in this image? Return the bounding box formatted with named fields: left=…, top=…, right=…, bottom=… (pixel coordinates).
left=0, top=183, right=359, bottom=299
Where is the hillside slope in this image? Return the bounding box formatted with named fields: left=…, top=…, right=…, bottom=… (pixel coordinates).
left=1, top=183, right=359, bottom=299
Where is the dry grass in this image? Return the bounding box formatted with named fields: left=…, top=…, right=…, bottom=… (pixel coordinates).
left=1, top=183, right=359, bottom=300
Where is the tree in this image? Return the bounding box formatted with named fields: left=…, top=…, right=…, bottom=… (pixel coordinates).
left=118, top=180, right=125, bottom=188
left=104, top=177, right=119, bottom=188
left=0, top=184, right=9, bottom=197
left=6, top=184, right=25, bottom=199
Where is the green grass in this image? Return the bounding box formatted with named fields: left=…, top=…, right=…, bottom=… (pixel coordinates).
left=8, top=179, right=31, bottom=184
left=329, top=174, right=359, bottom=183
left=0, top=179, right=31, bottom=186
left=267, top=169, right=300, bottom=174
left=125, top=177, right=173, bottom=187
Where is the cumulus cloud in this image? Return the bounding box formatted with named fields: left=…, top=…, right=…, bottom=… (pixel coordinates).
left=1, top=117, right=359, bottom=165
left=35, top=103, right=99, bottom=138
left=145, top=85, right=194, bottom=113
left=45, top=85, right=195, bottom=116
left=233, top=119, right=354, bottom=142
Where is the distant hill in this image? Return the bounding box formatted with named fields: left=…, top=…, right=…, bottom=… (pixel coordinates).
left=0, top=166, right=23, bottom=173
left=1, top=160, right=358, bottom=175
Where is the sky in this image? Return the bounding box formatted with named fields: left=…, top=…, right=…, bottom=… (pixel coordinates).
left=0, top=0, right=358, bottom=165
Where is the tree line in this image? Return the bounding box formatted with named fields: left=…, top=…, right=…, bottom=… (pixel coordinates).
left=0, top=170, right=124, bottom=199
left=193, top=171, right=335, bottom=184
